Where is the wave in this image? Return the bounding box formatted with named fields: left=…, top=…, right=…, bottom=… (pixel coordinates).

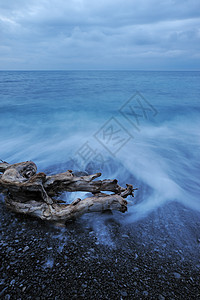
left=1, top=109, right=200, bottom=223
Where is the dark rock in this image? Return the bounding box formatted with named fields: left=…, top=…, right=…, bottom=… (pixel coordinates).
left=23, top=246, right=29, bottom=252
left=122, top=234, right=129, bottom=238
left=173, top=272, right=181, bottom=279
left=10, top=279, right=15, bottom=286
left=158, top=295, right=165, bottom=300
left=120, top=290, right=127, bottom=297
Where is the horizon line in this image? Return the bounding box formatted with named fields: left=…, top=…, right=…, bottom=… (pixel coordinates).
left=0, top=69, right=200, bottom=72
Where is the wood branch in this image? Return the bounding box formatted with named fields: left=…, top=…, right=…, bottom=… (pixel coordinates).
left=0, top=161, right=136, bottom=223
left=5, top=194, right=128, bottom=222
left=44, top=172, right=122, bottom=196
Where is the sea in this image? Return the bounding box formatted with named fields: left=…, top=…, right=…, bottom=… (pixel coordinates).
left=0, top=70, right=200, bottom=221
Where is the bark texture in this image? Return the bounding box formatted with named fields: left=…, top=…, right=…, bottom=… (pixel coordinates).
left=0, top=161, right=136, bottom=222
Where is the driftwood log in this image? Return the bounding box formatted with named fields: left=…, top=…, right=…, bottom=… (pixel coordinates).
left=0, top=160, right=136, bottom=223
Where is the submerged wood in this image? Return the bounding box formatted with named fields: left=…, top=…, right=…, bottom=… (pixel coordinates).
left=0, top=161, right=136, bottom=222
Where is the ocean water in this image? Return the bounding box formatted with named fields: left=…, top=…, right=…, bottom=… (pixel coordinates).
left=0, top=70, right=200, bottom=220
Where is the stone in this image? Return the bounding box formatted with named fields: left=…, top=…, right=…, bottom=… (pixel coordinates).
left=158, top=295, right=165, bottom=300
left=143, top=291, right=149, bottom=297
left=10, top=279, right=15, bottom=286
left=173, top=272, right=181, bottom=279
left=122, top=234, right=129, bottom=238
left=120, top=291, right=127, bottom=297
left=23, top=246, right=29, bottom=252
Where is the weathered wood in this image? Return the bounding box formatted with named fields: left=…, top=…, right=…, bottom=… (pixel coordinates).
left=0, top=161, right=136, bottom=223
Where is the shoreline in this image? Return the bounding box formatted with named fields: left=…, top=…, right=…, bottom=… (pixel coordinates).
left=0, top=199, right=199, bottom=299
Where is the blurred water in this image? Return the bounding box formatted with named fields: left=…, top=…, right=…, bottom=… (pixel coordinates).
left=0, top=70, right=200, bottom=220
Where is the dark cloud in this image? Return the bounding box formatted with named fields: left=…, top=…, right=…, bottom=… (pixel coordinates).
left=0, top=0, right=200, bottom=69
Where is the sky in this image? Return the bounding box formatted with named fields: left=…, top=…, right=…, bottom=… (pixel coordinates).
left=0, top=0, right=200, bottom=70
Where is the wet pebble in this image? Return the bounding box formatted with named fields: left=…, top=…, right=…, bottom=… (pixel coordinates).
left=10, top=279, right=15, bottom=286
left=173, top=272, right=181, bottom=279
left=23, top=246, right=29, bottom=252
left=122, top=235, right=129, bottom=238
left=120, top=290, right=127, bottom=297
left=158, top=294, right=165, bottom=300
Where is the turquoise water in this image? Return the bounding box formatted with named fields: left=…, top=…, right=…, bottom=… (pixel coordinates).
left=0, top=71, right=200, bottom=218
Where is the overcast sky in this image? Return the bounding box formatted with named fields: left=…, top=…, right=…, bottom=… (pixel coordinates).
left=0, top=0, right=200, bottom=70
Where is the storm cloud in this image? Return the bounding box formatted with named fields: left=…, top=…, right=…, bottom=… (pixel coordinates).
left=0, top=0, right=200, bottom=69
